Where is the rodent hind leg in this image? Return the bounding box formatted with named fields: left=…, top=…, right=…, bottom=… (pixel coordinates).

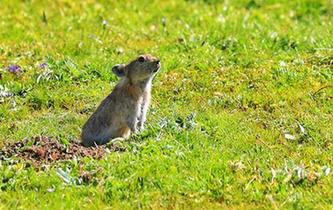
left=126, top=115, right=138, bottom=134
left=117, top=125, right=131, bottom=138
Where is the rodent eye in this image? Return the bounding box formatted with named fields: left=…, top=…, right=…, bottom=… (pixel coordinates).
left=138, top=56, right=145, bottom=63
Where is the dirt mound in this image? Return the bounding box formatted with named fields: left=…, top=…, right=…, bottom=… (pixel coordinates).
left=0, top=136, right=117, bottom=164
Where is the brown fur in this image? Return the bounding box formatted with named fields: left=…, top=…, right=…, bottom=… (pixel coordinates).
left=81, top=54, right=160, bottom=147
left=126, top=83, right=142, bottom=100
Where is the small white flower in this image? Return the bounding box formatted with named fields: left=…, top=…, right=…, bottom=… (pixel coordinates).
left=102, top=20, right=108, bottom=26
left=284, top=133, right=296, bottom=141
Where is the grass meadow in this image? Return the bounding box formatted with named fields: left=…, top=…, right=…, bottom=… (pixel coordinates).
left=0, top=0, right=333, bottom=209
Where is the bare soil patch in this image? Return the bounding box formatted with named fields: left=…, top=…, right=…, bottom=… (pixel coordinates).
left=0, top=136, right=118, bottom=164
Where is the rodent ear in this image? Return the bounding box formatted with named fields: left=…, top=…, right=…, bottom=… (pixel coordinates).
left=112, top=64, right=126, bottom=77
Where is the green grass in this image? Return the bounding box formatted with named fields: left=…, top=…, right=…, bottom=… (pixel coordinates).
left=1, top=0, right=333, bottom=209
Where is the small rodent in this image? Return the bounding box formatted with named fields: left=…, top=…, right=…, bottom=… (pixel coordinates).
left=81, top=54, right=160, bottom=147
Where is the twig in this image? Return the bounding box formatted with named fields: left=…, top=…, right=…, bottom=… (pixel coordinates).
left=311, top=85, right=332, bottom=99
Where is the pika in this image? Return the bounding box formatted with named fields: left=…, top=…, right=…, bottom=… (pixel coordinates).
left=81, top=54, right=160, bottom=147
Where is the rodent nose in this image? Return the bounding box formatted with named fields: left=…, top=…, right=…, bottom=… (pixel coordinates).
left=156, top=60, right=160, bottom=64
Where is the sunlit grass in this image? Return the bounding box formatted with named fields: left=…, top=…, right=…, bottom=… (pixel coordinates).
left=0, top=0, right=333, bottom=209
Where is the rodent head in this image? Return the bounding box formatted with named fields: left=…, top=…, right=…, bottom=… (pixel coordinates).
left=112, top=54, right=160, bottom=83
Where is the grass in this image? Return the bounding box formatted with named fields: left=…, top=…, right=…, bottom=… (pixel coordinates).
left=0, top=0, right=333, bottom=209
